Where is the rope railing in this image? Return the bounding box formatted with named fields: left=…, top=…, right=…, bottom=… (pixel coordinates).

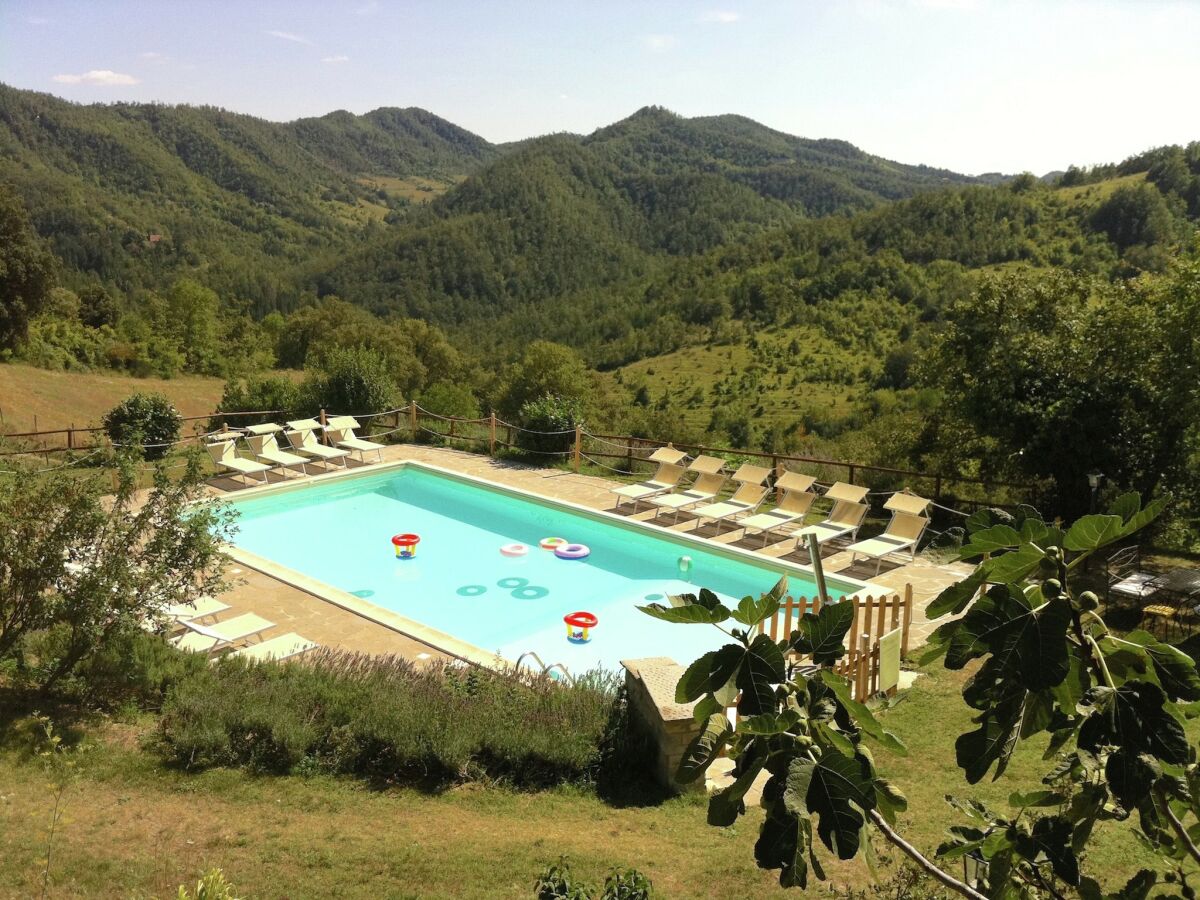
left=1, top=401, right=1033, bottom=512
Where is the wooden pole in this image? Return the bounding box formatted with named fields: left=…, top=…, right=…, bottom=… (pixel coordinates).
left=902, top=584, right=913, bottom=657
left=573, top=425, right=582, bottom=473
left=409, top=402, right=418, bottom=440
left=319, top=409, right=327, bottom=445
left=489, top=412, right=497, bottom=456
left=68, top=424, right=74, bottom=450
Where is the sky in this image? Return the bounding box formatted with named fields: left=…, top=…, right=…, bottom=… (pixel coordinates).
left=1, top=0, right=1197, bottom=175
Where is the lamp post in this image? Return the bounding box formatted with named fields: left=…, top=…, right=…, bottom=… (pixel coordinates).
left=1087, top=471, right=1105, bottom=514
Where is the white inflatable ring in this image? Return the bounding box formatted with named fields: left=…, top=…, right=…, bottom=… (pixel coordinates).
left=500, top=543, right=530, bottom=557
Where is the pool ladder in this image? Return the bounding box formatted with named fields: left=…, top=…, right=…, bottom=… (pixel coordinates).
left=514, top=651, right=572, bottom=683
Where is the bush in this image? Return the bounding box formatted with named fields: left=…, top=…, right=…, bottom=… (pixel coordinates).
left=534, top=858, right=652, bottom=900
left=298, top=347, right=398, bottom=419
left=516, top=394, right=582, bottom=457
left=102, top=393, right=183, bottom=460
left=419, top=380, right=481, bottom=419
left=152, top=651, right=621, bottom=788
left=209, top=375, right=301, bottom=431
left=176, top=868, right=242, bottom=900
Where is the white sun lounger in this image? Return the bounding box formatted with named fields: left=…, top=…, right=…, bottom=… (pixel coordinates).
left=165, top=596, right=230, bottom=624
left=172, top=613, right=275, bottom=654
left=649, top=455, right=729, bottom=522
left=244, top=424, right=313, bottom=477
left=740, top=472, right=819, bottom=546
left=611, top=446, right=689, bottom=510
left=846, top=491, right=932, bottom=574
left=692, top=464, right=774, bottom=535
left=284, top=421, right=351, bottom=466
left=206, top=438, right=273, bottom=486
left=791, top=482, right=870, bottom=551
left=230, top=632, right=319, bottom=662
left=324, top=415, right=385, bottom=463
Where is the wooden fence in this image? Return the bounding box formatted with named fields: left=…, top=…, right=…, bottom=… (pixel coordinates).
left=755, top=587, right=913, bottom=701
left=0, top=400, right=1034, bottom=509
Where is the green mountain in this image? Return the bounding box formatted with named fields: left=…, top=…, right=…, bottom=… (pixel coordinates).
left=0, top=84, right=495, bottom=312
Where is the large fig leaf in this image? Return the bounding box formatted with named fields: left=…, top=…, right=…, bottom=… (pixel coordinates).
left=789, top=600, right=855, bottom=665
left=805, top=750, right=876, bottom=859
left=1116, top=631, right=1200, bottom=701
left=819, top=670, right=907, bottom=756
left=677, top=713, right=733, bottom=783
left=1064, top=515, right=1124, bottom=551
left=708, top=752, right=766, bottom=826
left=676, top=644, right=743, bottom=703
left=737, top=634, right=786, bottom=715
left=926, top=567, right=989, bottom=619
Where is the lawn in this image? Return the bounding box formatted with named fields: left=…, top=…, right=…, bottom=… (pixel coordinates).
left=2, top=659, right=1188, bottom=898
left=0, top=363, right=227, bottom=435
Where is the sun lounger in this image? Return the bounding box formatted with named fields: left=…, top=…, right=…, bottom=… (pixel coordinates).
left=740, top=472, right=819, bottom=546
left=165, top=596, right=230, bottom=624
left=244, top=424, right=313, bottom=477
left=845, top=491, right=931, bottom=574
left=172, top=612, right=275, bottom=654
left=611, top=446, right=689, bottom=510
left=206, top=438, right=272, bottom=486
left=649, top=455, right=728, bottom=522
left=692, top=464, right=774, bottom=535
left=324, top=415, right=385, bottom=463
left=283, top=420, right=352, bottom=466
left=791, top=482, right=870, bottom=551
left=229, top=632, right=319, bottom=662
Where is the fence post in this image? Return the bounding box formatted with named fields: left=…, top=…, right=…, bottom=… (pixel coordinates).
left=573, top=425, right=582, bottom=473
left=489, top=412, right=497, bottom=456
left=625, top=438, right=634, bottom=474
left=934, top=475, right=943, bottom=503
left=67, top=424, right=74, bottom=451
left=409, top=402, right=418, bottom=440
left=319, top=409, right=327, bottom=445
left=901, top=584, right=913, bottom=657
left=848, top=463, right=856, bottom=485
left=857, top=633, right=871, bottom=700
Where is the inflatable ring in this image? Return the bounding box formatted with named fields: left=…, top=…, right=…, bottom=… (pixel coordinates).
left=564, top=611, right=598, bottom=629
left=554, top=543, right=591, bottom=560
left=500, top=542, right=529, bottom=557
left=539, top=537, right=567, bottom=551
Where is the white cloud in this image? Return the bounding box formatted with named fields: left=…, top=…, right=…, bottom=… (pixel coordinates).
left=52, top=70, right=140, bottom=86
left=641, top=34, right=678, bottom=52
left=699, top=10, right=740, bottom=24
left=265, top=30, right=312, bottom=45
left=140, top=51, right=168, bottom=63
left=322, top=55, right=350, bottom=63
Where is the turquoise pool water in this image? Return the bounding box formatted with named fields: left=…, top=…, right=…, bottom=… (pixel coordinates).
left=223, top=465, right=860, bottom=672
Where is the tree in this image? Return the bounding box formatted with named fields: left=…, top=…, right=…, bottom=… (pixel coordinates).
left=298, top=346, right=398, bottom=418
left=643, top=493, right=1192, bottom=897
left=165, top=279, right=222, bottom=375
left=0, top=454, right=230, bottom=690
left=1090, top=183, right=1177, bottom=251
left=924, top=263, right=1200, bottom=518
left=418, top=380, right=481, bottom=419
left=103, top=393, right=184, bottom=461
left=496, top=341, right=591, bottom=419
left=0, top=183, right=55, bottom=350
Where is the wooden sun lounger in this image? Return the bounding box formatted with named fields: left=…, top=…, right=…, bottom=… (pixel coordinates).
left=791, top=482, right=870, bottom=551
left=649, top=455, right=728, bottom=522
left=284, top=422, right=351, bottom=466
left=692, top=464, right=774, bottom=535
left=206, top=439, right=272, bottom=486
left=245, top=425, right=313, bottom=477
left=846, top=491, right=931, bottom=574
left=172, top=613, right=275, bottom=654
left=324, top=415, right=385, bottom=463
left=230, top=632, right=319, bottom=662
left=740, top=472, right=819, bottom=546
left=611, top=446, right=689, bottom=510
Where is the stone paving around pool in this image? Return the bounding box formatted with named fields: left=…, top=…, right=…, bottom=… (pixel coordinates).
left=202, top=444, right=971, bottom=664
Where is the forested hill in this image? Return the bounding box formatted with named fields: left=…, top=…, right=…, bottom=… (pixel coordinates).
left=0, top=84, right=984, bottom=316
left=314, top=107, right=985, bottom=318
left=0, top=84, right=496, bottom=311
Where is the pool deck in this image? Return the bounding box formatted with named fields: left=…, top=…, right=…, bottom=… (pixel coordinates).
left=203, top=445, right=971, bottom=662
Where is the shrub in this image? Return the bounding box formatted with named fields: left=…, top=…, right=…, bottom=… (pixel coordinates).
left=102, top=393, right=183, bottom=460
left=534, top=858, right=653, bottom=900
left=209, top=375, right=301, bottom=431
left=298, top=346, right=398, bottom=420
left=516, top=394, right=582, bottom=457
left=419, top=380, right=481, bottom=419
left=176, top=868, right=242, bottom=900
left=152, top=652, right=621, bottom=788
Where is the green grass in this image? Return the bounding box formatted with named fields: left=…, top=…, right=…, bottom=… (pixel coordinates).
left=2, top=660, right=1190, bottom=898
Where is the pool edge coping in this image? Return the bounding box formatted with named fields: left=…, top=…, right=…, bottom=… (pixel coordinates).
left=213, top=457, right=884, bottom=669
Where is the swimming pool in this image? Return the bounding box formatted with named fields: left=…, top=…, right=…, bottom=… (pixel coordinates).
left=220, top=462, right=868, bottom=672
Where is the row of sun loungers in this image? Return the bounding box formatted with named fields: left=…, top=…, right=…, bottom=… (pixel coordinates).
left=163, top=598, right=319, bottom=662
left=207, top=416, right=386, bottom=485
left=610, top=449, right=931, bottom=573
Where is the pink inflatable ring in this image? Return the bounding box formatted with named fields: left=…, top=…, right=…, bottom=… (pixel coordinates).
left=500, top=543, right=530, bottom=557
left=554, top=543, right=591, bottom=560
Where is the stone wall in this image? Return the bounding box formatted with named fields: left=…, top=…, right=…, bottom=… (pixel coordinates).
left=622, top=656, right=705, bottom=795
